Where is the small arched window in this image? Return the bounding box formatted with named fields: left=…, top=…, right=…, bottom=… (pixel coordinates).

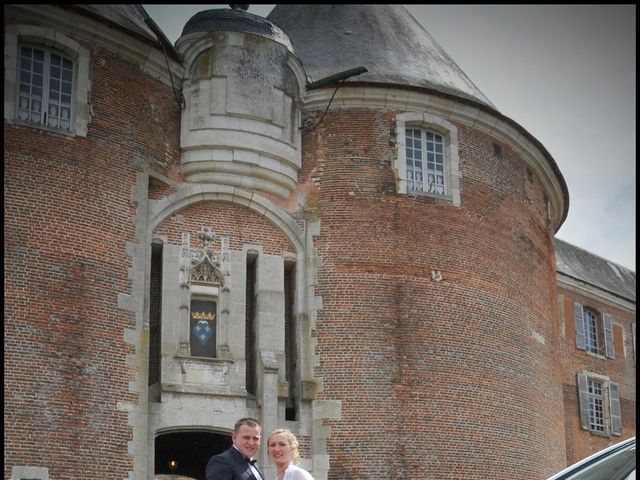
left=5, top=25, right=90, bottom=136
left=17, top=45, right=74, bottom=130
left=583, top=308, right=600, bottom=354
left=394, top=112, right=461, bottom=206
left=573, top=301, right=615, bottom=359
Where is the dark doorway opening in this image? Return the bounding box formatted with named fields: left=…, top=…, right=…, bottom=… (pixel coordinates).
left=155, top=431, right=232, bottom=480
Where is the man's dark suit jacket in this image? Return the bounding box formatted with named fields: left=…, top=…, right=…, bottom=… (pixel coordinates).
left=206, top=446, right=264, bottom=480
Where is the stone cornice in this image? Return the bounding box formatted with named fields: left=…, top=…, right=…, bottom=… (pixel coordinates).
left=303, top=85, right=569, bottom=233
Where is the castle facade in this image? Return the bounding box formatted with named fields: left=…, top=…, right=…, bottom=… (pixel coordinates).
left=4, top=5, right=635, bottom=480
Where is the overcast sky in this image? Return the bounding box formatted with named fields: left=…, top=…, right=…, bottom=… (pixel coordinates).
left=143, top=4, right=636, bottom=271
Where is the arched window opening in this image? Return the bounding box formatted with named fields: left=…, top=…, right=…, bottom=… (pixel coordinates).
left=573, top=301, right=615, bottom=359
left=583, top=308, right=601, bottom=355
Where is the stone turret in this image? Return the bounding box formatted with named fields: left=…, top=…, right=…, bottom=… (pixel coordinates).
left=176, top=7, right=305, bottom=198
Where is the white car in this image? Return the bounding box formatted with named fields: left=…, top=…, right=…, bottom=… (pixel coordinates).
left=547, top=436, right=635, bottom=480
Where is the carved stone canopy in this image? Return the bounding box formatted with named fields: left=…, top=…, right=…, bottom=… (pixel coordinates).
left=190, top=251, right=224, bottom=286
left=180, top=227, right=229, bottom=287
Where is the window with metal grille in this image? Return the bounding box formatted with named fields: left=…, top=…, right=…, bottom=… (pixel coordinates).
left=405, top=128, right=446, bottom=195
left=17, top=45, right=73, bottom=131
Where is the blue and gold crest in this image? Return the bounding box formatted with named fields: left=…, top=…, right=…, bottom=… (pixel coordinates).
left=193, top=319, right=212, bottom=345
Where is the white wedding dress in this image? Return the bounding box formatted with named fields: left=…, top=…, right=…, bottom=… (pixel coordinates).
left=283, top=464, right=315, bottom=480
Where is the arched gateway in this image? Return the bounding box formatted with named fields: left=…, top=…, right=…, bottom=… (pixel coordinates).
left=155, top=431, right=231, bottom=480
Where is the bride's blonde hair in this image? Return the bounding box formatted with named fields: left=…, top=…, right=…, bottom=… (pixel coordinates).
left=267, top=428, right=300, bottom=465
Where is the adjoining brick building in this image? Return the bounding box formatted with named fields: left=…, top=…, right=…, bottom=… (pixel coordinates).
left=4, top=4, right=635, bottom=480
left=554, top=239, right=636, bottom=462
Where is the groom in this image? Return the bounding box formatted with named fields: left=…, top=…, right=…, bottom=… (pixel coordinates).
left=206, top=417, right=265, bottom=480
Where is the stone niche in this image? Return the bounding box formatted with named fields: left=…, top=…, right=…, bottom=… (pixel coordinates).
left=178, top=30, right=305, bottom=198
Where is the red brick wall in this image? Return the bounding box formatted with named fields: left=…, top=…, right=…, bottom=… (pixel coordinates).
left=4, top=26, right=180, bottom=480
left=302, top=107, right=566, bottom=479
left=558, top=288, right=636, bottom=465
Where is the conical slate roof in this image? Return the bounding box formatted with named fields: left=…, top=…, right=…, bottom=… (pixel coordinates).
left=268, top=4, right=495, bottom=109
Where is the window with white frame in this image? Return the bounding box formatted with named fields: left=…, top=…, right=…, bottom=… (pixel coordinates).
left=573, top=301, right=615, bottom=359
left=17, top=45, right=74, bottom=130
left=394, top=112, right=461, bottom=206
left=577, top=372, right=621, bottom=436
left=4, top=25, right=90, bottom=136
left=405, top=127, right=446, bottom=195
